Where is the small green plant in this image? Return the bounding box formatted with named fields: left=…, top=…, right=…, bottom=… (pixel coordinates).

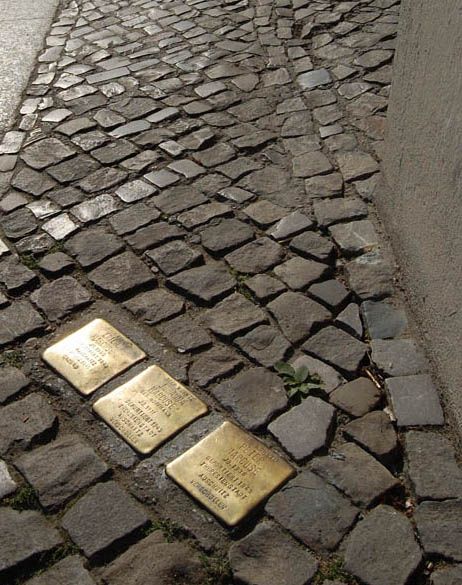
left=275, top=361, right=323, bottom=402
left=20, top=254, right=40, bottom=270
left=313, top=556, right=357, bottom=584
left=200, top=552, right=232, bottom=585
left=4, top=485, right=40, bottom=511
left=0, top=349, right=24, bottom=368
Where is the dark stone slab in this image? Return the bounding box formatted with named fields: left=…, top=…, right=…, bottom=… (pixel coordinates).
left=267, top=292, right=331, bottom=343
left=146, top=241, right=202, bottom=276
left=38, top=252, right=75, bottom=276
left=269, top=397, right=335, bottom=461
left=0, top=258, right=38, bottom=293
left=345, top=251, right=394, bottom=299
left=0, top=367, right=30, bottom=404
left=229, top=521, right=318, bottom=585
left=361, top=300, right=408, bottom=339
left=1, top=208, right=37, bottom=240
left=15, top=434, right=108, bottom=510
left=385, top=374, right=444, bottom=427
left=302, top=326, right=368, bottom=375
left=290, top=230, right=335, bottom=263
left=123, top=289, right=184, bottom=325
left=158, top=314, right=211, bottom=352
left=370, top=339, right=428, bottom=376
left=344, top=411, right=398, bottom=464
left=61, top=481, right=149, bottom=560
left=311, top=443, right=399, bottom=507
left=329, top=377, right=381, bottom=417
left=0, top=508, right=63, bottom=574
left=343, top=505, right=422, bottom=585
left=266, top=470, right=358, bottom=552
left=25, top=556, right=96, bottom=585
left=243, top=274, right=286, bottom=302
left=12, top=167, right=57, bottom=196
left=405, top=431, right=462, bottom=500
left=167, top=262, right=235, bottom=304
left=47, top=154, right=100, bottom=183
left=202, top=292, right=267, bottom=338
left=0, top=301, right=45, bottom=346
left=212, top=367, right=287, bottom=430
left=201, top=218, right=254, bottom=254
left=21, top=138, right=76, bottom=170
left=79, top=167, right=127, bottom=193
left=125, top=222, right=184, bottom=253
left=274, top=257, right=329, bottom=290
left=102, top=530, right=207, bottom=585
left=225, top=237, right=284, bottom=274
left=189, top=346, right=244, bottom=388
left=30, top=276, right=91, bottom=321
left=415, top=500, right=462, bottom=561
left=109, top=203, right=160, bottom=235
left=0, top=393, right=57, bottom=454
left=88, top=252, right=155, bottom=297
left=235, top=325, right=291, bottom=367
left=65, top=228, right=124, bottom=268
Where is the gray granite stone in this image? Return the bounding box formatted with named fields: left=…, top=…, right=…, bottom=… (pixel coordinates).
left=15, top=434, right=108, bottom=510
left=24, top=556, right=96, bottom=585
left=0, top=508, right=63, bottom=574
left=385, top=375, right=444, bottom=427
left=88, top=252, right=155, bottom=297
left=297, top=68, right=332, bottom=90
left=361, top=300, right=408, bottom=339
left=0, top=367, right=29, bottom=404
left=30, top=276, right=91, bottom=321
left=0, top=301, right=45, bottom=346
left=405, top=431, right=462, bottom=500
left=202, top=293, right=267, bottom=338
left=201, top=219, right=254, bottom=254
left=12, top=167, right=57, bottom=196
left=269, top=397, right=335, bottom=461
left=189, top=346, right=244, bottom=388
left=313, top=197, right=367, bottom=227
left=243, top=200, right=288, bottom=228
left=1, top=208, right=37, bottom=240
left=21, top=138, right=76, bottom=170
left=0, top=258, right=37, bottom=293
left=345, top=251, right=394, bottom=299
left=167, top=263, right=235, bottom=304
left=344, top=411, right=398, bottom=464
left=268, top=292, right=331, bottom=343
left=303, top=326, right=368, bottom=375
left=229, top=521, right=318, bottom=585
left=274, top=257, right=329, bottom=290
left=266, top=470, right=358, bottom=551
left=330, top=377, right=381, bottom=417
left=65, top=228, right=124, bottom=268
left=293, top=151, right=333, bottom=178
left=329, top=220, right=378, bottom=255
left=158, top=315, right=211, bottom=352
left=47, top=154, right=100, bottom=183
left=126, top=222, right=184, bottom=253
left=290, top=231, right=335, bottom=263
left=243, top=274, right=286, bottom=302
left=371, top=339, right=428, bottom=376
left=267, top=211, right=313, bottom=240
left=102, top=531, right=207, bottom=585
left=235, top=325, right=291, bottom=367
left=213, top=368, right=287, bottom=430
left=336, top=303, right=363, bottom=337
left=123, top=290, right=184, bottom=325
left=115, top=179, right=156, bottom=203
left=38, top=252, right=74, bottom=276
left=311, top=443, right=399, bottom=507
left=336, top=151, right=379, bottom=181
left=61, top=481, right=149, bottom=560
left=344, top=505, right=422, bottom=585
left=225, top=237, right=284, bottom=274
left=109, top=203, right=160, bottom=235
left=0, top=460, right=17, bottom=498
left=146, top=241, right=202, bottom=276
left=415, top=500, right=462, bottom=561
left=309, top=279, right=350, bottom=310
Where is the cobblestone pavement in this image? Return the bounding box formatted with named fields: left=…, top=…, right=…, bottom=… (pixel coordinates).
left=0, top=0, right=461, bottom=584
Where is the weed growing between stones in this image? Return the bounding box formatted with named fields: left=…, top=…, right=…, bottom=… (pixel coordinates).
left=0, top=349, right=24, bottom=368
left=200, top=552, right=233, bottom=585
left=3, top=485, right=40, bottom=511
left=20, top=254, right=40, bottom=270
left=313, top=556, right=358, bottom=584
left=275, top=361, right=323, bottom=403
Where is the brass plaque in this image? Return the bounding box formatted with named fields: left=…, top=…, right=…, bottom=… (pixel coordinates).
left=93, top=365, right=208, bottom=454
left=42, top=319, right=145, bottom=395
left=166, top=421, right=295, bottom=526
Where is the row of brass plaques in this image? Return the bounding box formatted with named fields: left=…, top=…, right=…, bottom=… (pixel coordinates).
left=43, top=318, right=294, bottom=526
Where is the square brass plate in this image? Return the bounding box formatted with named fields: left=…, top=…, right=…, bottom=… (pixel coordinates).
left=42, top=318, right=145, bottom=395
left=93, top=365, right=208, bottom=454
left=166, top=421, right=295, bottom=526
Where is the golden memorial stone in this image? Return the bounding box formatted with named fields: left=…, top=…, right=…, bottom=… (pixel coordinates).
left=93, top=365, right=208, bottom=454
left=166, top=421, right=295, bottom=526
left=42, top=318, right=145, bottom=395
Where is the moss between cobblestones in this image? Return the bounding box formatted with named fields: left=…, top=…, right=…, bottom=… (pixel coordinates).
left=3, top=485, right=40, bottom=511
left=199, top=552, right=233, bottom=585
left=0, top=349, right=24, bottom=369
left=313, top=556, right=358, bottom=585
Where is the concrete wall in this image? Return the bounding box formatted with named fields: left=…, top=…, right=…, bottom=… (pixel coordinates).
left=379, top=0, right=462, bottom=439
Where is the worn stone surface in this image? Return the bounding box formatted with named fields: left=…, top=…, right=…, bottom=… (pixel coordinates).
left=102, top=531, right=207, bottom=585
left=415, top=500, right=462, bottom=562
left=0, top=393, right=57, bottom=454
left=30, top=276, right=91, bottom=321
left=371, top=339, right=428, bottom=376
left=61, top=481, right=149, bottom=560
left=88, top=252, right=155, bottom=297
left=329, top=220, right=378, bottom=255
left=0, top=508, right=63, bottom=574
left=225, top=237, right=284, bottom=274
left=345, top=252, right=394, bottom=299
left=344, top=411, right=398, bottom=464
left=274, top=257, right=329, bottom=290
left=158, top=314, right=211, bottom=352
left=16, top=434, right=108, bottom=510
left=201, top=218, right=254, bottom=254
left=202, top=292, right=267, bottom=338
left=330, top=377, right=382, bottom=417
left=303, top=326, right=368, bottom=375
left=168, top=263, right=235, bottom=304
left=235, top=325, right=291, bottom=367
left=386, top=374, right=444, bottom=427
left=123, top=289, right=184, bottom=325
left=269, top=397, right=335, bottom=461
left=229, top=521, right=319, bottom=585
left=189, top=346, right=244, bottom=388
left=405, top=431, right=462, bottom=500
left=213, top=368, right=287, bottom=430
left=65, top=228, right=124, bottom=268
left=311, top=443, right=399, bottom=507
left=344, top=505, right=422, bottom=585
left=361, top=300, right=408, bottom=339
left=0, top=301, right=45, bottom=346
left=146, top=241, right=202, bottom=276
left=24, top=556, right=96, bottom=585
left=268, top=292, right=331, bottom=343
left=266, top=470, right=358, bottom=552
left=0, top=367, right=29, bottom=404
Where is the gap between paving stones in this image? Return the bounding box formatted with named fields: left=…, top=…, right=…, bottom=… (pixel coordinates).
left=0, top=0, right=461, bottom=584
